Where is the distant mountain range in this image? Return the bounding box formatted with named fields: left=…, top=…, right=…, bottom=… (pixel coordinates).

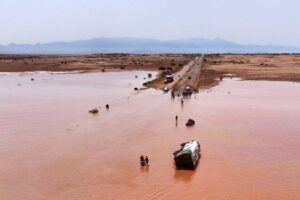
left=0, top=37, right=299, bottom=54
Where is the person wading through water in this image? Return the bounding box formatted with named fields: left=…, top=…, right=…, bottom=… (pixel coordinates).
left=145, top=156, right=149, bottom=166
left=140, top=155, right=145, bottom=166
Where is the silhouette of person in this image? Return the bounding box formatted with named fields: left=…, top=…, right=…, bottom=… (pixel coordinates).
left=140, top=155, right=145, bottom=166
left=145, top=156, right=149, bottom=166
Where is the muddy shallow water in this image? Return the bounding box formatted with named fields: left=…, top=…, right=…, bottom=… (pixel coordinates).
left=0, top=71, right=300, bottom=200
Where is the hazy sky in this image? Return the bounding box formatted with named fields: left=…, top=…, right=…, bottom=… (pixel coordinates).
left=1, top=0, right=300, bottom=46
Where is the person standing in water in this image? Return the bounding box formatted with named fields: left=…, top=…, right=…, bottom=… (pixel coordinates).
left=181, top=98, right=184, bottom=107
left=145, top=156, right=149, bottom=166
left=140, top=155, right=145, bottom=166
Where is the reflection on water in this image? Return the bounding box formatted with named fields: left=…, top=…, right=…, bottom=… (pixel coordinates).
left=174, top=168, right=197, bottom=183
left=140, top=165, right=150, bottom=173
left=0, top=71, right=300, bottom=200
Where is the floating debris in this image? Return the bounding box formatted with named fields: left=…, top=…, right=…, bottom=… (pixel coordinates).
left=89, top=108, right=99, bottom=114
left=186, top=118, right=195, bottom=127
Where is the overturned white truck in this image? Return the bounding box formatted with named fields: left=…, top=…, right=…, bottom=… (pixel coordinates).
left=173, top=140, right=201, bottom=169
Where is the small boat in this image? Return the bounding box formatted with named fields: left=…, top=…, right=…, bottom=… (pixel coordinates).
left=173, top=140, right=201, bottom=169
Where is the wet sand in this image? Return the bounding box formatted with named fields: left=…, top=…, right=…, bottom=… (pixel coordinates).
left=1, top=72, right=300, bottom=200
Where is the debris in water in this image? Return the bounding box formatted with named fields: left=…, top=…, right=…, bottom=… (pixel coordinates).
left=89, top=108, right=99, bottom=114
left=134, top=87, right=139, bottom=91
left=186, top=118, right=195, bottom=127
left=106, top=104, right=110, bottom=110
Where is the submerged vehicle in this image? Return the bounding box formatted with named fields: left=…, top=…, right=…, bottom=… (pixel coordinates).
left=173, top=140, right=201, bottom=169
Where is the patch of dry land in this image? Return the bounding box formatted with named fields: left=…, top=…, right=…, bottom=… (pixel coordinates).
left=1, top=54, right=300, bottom=90
left=201, top=54, right=300, bottom=89
left=0, top=54, right=192, bottom=73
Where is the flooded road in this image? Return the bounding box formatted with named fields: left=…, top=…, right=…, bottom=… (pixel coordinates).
left=0, top=72, right=300, bottom=200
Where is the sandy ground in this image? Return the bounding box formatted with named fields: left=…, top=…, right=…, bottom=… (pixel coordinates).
left=0, top=54, right=192, bottom=73
left=201, top=54, right=300, bottom=89
left=1, top=54, right=300, bottom=91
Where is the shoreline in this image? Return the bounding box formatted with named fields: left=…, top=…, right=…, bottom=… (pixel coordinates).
left=1, top=54, right=300, bottom=90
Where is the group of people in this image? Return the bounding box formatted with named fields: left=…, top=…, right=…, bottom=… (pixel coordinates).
left=140, top=155, right=149, bottom=166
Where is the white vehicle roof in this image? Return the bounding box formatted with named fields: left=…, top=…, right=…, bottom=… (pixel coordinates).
left=182, top=141, right=199, bottom=153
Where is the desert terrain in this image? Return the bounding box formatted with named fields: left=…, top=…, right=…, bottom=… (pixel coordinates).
left=1, top=54, right=300, bottom=91
left=2, top=54, right=300, bottom=92
left=200, top=54, right=300, bottom=89
left=0, top=54, right=192, bottom=73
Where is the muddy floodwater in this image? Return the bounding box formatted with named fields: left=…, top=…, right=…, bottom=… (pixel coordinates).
left=1, top=71, right=300, bottom=200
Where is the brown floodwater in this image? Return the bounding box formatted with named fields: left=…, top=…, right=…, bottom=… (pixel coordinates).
left=0, top=71, right=300, bottom=200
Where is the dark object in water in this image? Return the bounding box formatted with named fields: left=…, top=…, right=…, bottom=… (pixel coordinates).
left=31, top=78, right=34, bottom=81
left=173, top=140, right=201, bottom=169
left=145, top=156, right=149, bottom=165
left=89, top=108, right=99, bottom=114
left=140, top=155, right=145, bottom=166
left=101, top=69, right=105, bottom=72
left=134, top=87, right=138, bottom=91
left=106, top=104, right=110, bottom=110
left=186, top=119, right=195, bottom=126
left=148, top=73, right=152, bottom=78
